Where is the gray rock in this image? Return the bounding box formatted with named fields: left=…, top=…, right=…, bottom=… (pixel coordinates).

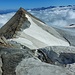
left=0, top=36, right=13, bottom=48
left=0, top=47, right=33, bottom=75
left=37, top=46, right=75, bottom=66
left=16, top=58, right=72, bottom=75
left=0, top=8, right=31, bottom=39
left=0, top=46, right=75, bottom=75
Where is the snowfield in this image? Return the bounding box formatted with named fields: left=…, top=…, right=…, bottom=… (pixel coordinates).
left=9, top=13, right=69, bottom=49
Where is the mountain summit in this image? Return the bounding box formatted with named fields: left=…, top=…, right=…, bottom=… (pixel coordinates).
left=0, top=7, right=30, bottom=39
left=0, top=8, right=69, bottom=49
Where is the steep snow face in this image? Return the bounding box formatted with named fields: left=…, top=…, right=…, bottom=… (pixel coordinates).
left=8, top=14, right=69, bottom=49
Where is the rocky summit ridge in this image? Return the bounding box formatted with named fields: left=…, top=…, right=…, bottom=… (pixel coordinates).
left=0, top=8, right=75, bottom=75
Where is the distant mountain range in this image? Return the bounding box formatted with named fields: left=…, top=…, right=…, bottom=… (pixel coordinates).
left=0, top=5, right=75, bottom=14
left=30, top=5, right=75, bottom=11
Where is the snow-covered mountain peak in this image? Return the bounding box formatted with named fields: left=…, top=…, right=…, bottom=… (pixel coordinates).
left=0, top=8, right=70, bottom=49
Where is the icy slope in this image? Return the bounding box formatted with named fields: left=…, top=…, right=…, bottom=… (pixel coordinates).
left=0, top=8, right=69, bottom=49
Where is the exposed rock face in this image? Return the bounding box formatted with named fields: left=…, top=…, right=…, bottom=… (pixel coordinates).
left=0, top=47, right=33, bottom=75
left=0, top=36, right=12, bottom=48
left=16, top=58, right=70, bottom=75
left=0, top=8, right=31, bottom=39
left=37, top=46, right=75, bottom=66
left=0, top=46, right=75, bottom=75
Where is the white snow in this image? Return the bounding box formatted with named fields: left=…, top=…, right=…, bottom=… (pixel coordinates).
left=10, top=37, right=33, bottom=45
left=24, top=14, right=69, bottom=46
left=9, top=37, right=37, bottom=49
left=9, top=14, right=69, bottom=49
left=65, top=25, right=75, bottom=28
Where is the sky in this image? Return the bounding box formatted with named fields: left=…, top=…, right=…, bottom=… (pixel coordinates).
left=0, top=0, right=75, bottom=10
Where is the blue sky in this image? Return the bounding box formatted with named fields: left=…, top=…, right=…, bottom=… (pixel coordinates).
left=0, top=0, right=75, bottom=9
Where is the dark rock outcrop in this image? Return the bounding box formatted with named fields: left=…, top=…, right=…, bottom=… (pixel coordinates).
left=0, top=36, right=13, bottom=48
left=0, top=8, right=31, bottom=39
left=37, top=46, right=75, bottom=66
left=0, top=46, right=75, bottom=75
left=0, top=47, right=33, bottom=75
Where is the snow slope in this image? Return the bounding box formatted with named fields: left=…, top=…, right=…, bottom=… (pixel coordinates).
left=7, top=9, right=69, bottom=49
left=0, top=8, right=70, bottom=49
